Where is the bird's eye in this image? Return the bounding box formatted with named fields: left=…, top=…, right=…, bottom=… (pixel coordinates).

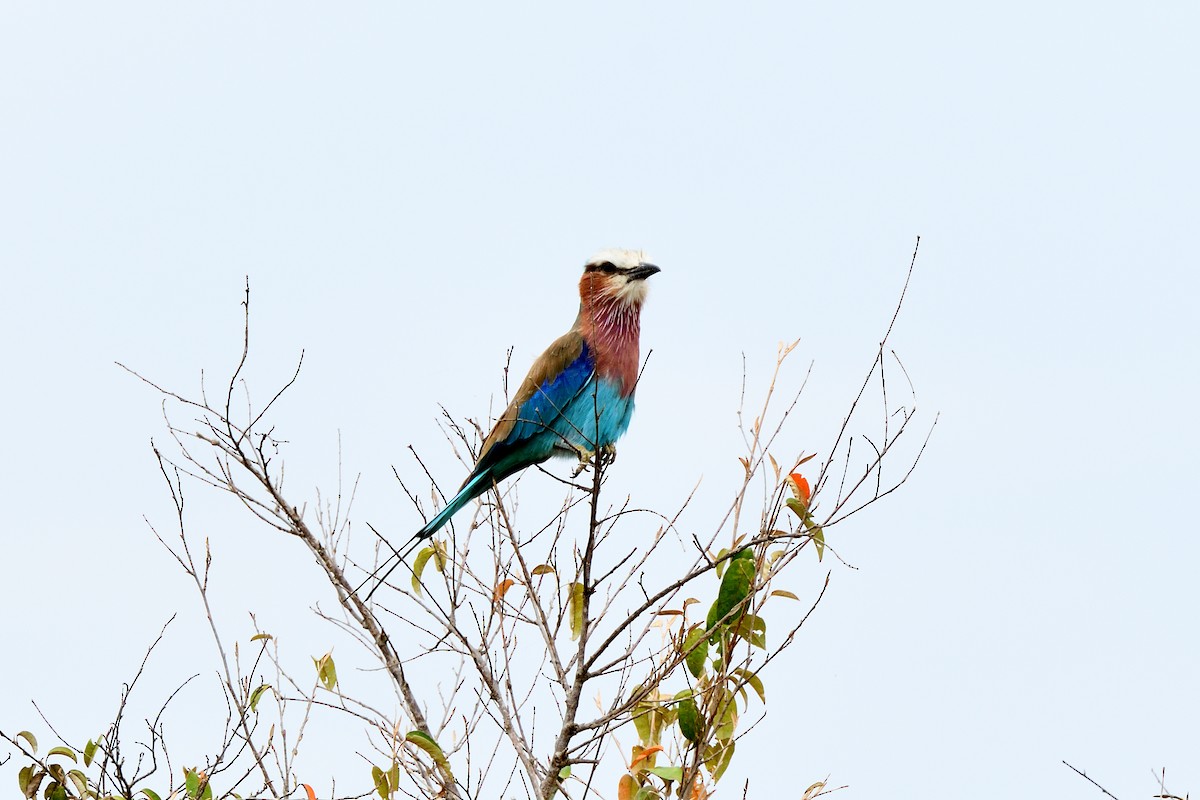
left=598, top=262, right=618, bottom=274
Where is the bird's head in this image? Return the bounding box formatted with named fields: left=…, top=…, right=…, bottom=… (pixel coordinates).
left=579, top=248, right=661, bottom=307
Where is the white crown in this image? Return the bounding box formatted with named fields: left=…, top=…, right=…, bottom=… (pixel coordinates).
left=586, top=248, right=650, bottom=270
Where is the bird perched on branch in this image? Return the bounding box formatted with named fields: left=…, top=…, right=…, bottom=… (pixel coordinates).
left=425, top=247, right=659, bottom=536
left=366, top=249, right=659, bottom=597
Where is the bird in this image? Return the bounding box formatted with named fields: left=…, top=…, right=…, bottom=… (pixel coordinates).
left=365, top=249, right=659, bottom=597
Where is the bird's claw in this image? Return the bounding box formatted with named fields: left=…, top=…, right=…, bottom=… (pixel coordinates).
left=570, top=448, right=594, bottom=478
left=570, top=444, right=618, bottom=478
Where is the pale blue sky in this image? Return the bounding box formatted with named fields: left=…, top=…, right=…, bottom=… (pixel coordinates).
left=2, top=3, right=1197, bottom=798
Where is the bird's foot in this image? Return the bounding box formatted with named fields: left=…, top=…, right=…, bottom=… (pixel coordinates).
left=569, top=444, right=617, bottom=477
left=570, top=446, right=595, bottom=478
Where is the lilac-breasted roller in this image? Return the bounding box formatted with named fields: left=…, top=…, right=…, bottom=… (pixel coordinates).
left=364, top=249, right=658, bottom=597
left=366, top=250, right=658, bottom=597
left=413, top=248, right=659, bottom=542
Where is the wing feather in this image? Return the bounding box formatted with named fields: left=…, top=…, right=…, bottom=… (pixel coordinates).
left=474, top=330, right=592, bottom=471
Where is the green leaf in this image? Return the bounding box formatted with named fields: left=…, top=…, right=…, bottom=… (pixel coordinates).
left=370, top=765, right=388, bottom=799
left=46, top=747, right=77, bottom=763
left=632, top=701, right=652, bottom=745
left=18, top=766, right=40, bottom=799
left=558, top=765, right=572, bottom=780
left=569, top=582, right=585, bottom=641
left=714, top=695, right=739, bottom=740
left=674, top=690, right=702, bottom=743
left=185, top=769, right=200, bottom=799
left=810, top=524, right=826, bottom=562
left=67, top=770, right=88, bottom=796
left=770, top=589, right=799, bottom=601
left=711, top=740, right=736, bottom=781
left=249, top=683, right=272, bottom=712
left=785, top=495, right=827, bottom=561
left=314, top=653, right=337, bottom=691
left=713, top=548, right=729, bottom=578
left=646, top=766, right=683, bottom=783
left=647, top=706, right=667, bottom=746
left=139, top=789, right=163, bottom=800
left=411, top=546, right=436, bottom=595
left=733, top=615, right=767, bottom=649
left=657, top=705, right=676, bottom=734
left=405, top=730, right=452, bottom=778
left=733, top=668, right=766, bottom=703
left=682, top=626, right=708, bottom=679
left=82, top=739, right=97, bottom=768
left=706, top=550, right=756, bottom=633
left=15, top=731, right=37, bottom=754
left=250, top=632, right=273, bottom=642
left=532, top=564, right=556, bottom=576
left=634, top=789, right=662, bottom=800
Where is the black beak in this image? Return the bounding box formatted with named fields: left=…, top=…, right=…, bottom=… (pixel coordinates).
left=627, top=263, right=662, bottom=281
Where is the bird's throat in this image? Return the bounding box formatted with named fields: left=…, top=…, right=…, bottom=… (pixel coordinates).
left=583, top=296, right=642, bottom=396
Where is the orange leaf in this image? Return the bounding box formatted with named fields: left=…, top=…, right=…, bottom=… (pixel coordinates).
left=629, top=745, right=664, bottom=769
left=787, top=472, right=811, bottom=505
left=301, top=784, right=317, bottom=800
left=493, top=579, right=516, bottom=604
left=691, top=779, right=709, bottom=800
left=618, top=774, right=637, bottom=800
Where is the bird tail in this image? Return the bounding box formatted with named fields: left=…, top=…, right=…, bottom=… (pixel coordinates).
left=361, top=469, right=496, bottom=601
left=415, top=469, right=495, bottom=539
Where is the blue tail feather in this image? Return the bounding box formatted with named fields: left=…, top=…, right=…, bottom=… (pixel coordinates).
left=360, top=469, right=500, bottom=601
left=415, top=469, right=496, bottom=539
